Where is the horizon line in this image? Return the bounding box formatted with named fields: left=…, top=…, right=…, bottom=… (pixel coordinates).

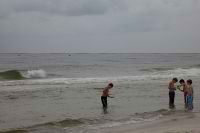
left=0, top=52, right=200, bottom=54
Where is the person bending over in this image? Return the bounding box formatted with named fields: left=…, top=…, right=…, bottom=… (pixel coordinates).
left=101, top=83, right=114, bottom=108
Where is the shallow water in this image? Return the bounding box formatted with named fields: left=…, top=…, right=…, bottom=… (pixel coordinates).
left=0, top=53, right=200, bottom=132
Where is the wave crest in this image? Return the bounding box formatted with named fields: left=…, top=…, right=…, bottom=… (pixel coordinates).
left=1, top=67, right=200, bottom=87
left=0, top=70, right=24, bottom=80
left=26, top=69, right=47, bottom=79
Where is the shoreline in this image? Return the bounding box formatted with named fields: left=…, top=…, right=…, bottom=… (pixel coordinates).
left=88, top=110, right=200, bottom=133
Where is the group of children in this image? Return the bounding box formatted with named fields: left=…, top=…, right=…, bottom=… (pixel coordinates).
left=101, top=78, right=194, bottom=111
left=168, top=78, right=194, bottom=110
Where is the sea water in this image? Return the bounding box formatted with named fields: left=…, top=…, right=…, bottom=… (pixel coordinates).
left=0, top=53, right=200, bottom=133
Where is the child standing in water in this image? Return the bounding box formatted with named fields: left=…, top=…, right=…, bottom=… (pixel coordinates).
left=186, top=79, right=194, bottom=110
left=101, top=83, right=114, bottom=108
left=168, top=78, right=178, bottom=108
left=178, top=79, right=187, bottom=106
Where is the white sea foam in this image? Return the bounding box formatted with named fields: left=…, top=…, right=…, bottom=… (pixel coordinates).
left=26, top=69, right=47, bottom=79
left=88, top=115, right=162, bottom=130
left=1, top=68, right=200, bottom=87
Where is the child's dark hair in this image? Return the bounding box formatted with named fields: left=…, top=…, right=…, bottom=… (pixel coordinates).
left=187, top=79, right=192, bottom=84
left=179, top=79, right=185, bottom=84
left=173, top=77, right=178, bottom=82
left=108, top=83, right=114, bottom=87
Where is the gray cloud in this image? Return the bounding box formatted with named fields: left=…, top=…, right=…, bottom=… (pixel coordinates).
left=1, top=0, right=197, bottom=17
left=0, top=0, right=112, bottom=17
left=0, top=0, right=200, bottom=53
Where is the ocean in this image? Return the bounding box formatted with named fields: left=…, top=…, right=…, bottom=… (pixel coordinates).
left=0, top=53, right=200, bottom=133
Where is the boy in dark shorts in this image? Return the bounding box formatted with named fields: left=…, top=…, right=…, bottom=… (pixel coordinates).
left=168, top=78, right=178, bottom=108
left=101, top=83, right=114, bottom=108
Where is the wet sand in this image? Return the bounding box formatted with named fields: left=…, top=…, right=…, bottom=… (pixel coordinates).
left=91, top=111, right=200, bottom=133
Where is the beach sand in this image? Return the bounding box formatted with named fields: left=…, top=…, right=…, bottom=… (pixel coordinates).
left=90, top=111, right=200, bottom=133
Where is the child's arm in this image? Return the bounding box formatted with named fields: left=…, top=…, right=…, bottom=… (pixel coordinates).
left=107, top=91, right=114, bottom=98
left=191, top=86, right=194, bottom=97
left=177, top=85, right=184, bottom=92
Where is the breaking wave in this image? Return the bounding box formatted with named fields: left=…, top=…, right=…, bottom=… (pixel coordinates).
left=26, top=69, right=47, bottom=79
left=0, top=69, right=47, bottom=81
left=0, top=70, right=24, bottom=80
left=0, top=67, right=200, bottom=87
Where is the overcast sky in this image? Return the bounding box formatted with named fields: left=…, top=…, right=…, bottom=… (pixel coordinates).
left=0, top=0, right=200, bottom=53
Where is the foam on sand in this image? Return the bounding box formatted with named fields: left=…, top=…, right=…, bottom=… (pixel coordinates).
left=86, top=111, right=200, bottom=133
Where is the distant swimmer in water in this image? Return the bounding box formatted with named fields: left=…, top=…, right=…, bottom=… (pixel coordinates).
left=168, top=78, right=178, bottom=109
left=101, top=83, right=114, bottom=108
